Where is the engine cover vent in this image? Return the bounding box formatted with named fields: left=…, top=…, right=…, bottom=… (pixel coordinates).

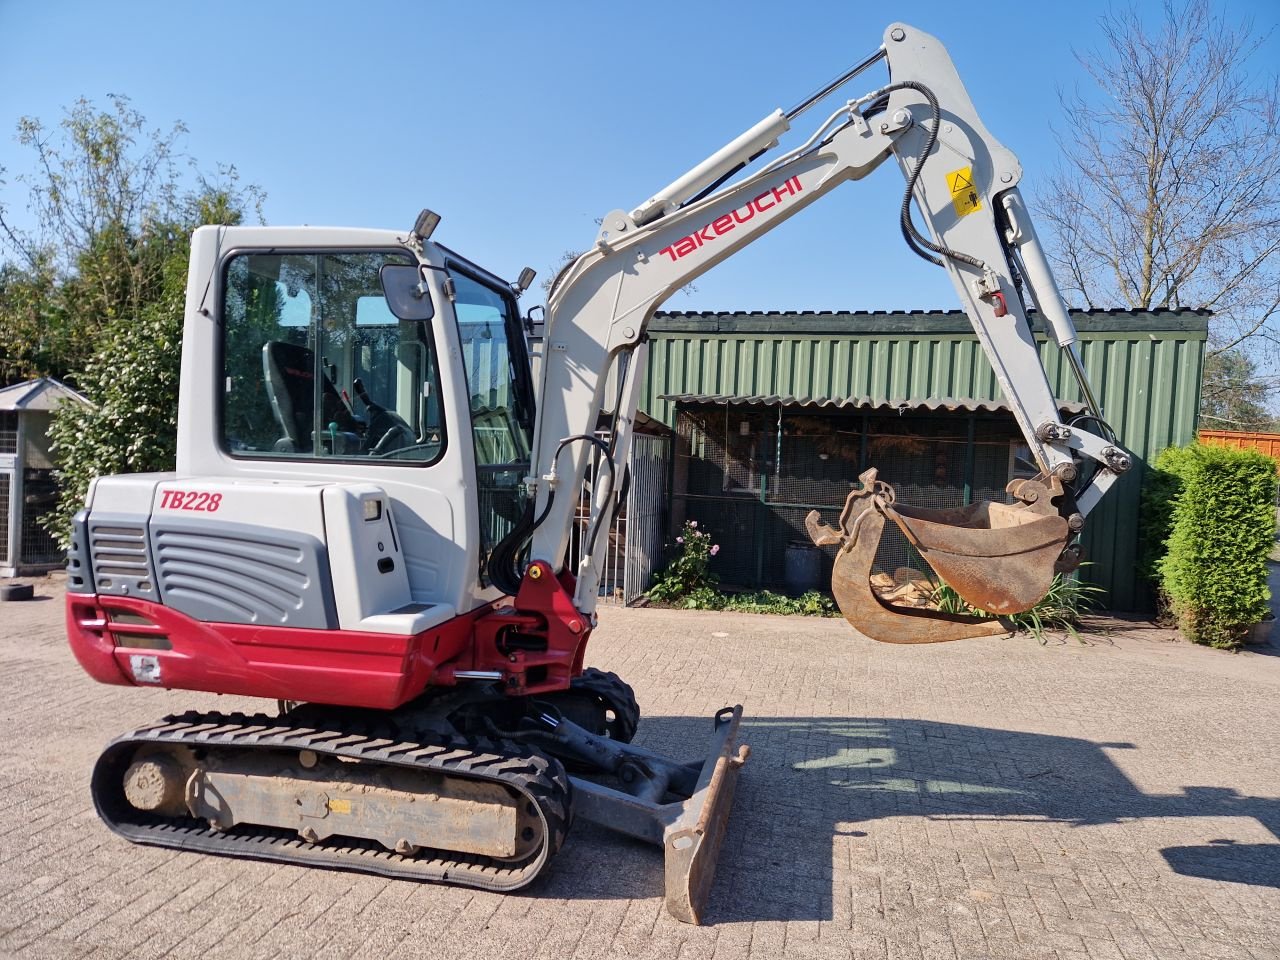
left=151, top=519, right=336, bottom=628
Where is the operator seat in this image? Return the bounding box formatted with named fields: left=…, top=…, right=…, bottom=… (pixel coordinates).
left=262, top=341, right=359, bottom=453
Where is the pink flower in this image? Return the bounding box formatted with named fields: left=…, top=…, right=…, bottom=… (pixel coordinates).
left=676, top=536, right=684, bottom=544
left=689, top=520, right=698, bottom=528
left=710, top=544, right=720, bottom=556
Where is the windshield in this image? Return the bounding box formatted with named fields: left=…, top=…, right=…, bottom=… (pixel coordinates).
left=221, top=250, right=445, bottom=464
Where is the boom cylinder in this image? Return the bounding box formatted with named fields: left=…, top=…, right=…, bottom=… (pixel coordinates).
left=630, top=110, right=792, bottom=226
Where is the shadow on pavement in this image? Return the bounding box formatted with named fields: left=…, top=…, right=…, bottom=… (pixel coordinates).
left=543, top=715, right=1280, bottom=922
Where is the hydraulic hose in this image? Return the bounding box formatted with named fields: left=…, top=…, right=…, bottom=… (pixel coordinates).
left=877, top=80, right=985, bottom=272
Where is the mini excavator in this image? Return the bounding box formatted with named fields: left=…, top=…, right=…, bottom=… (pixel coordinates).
left=65, top=23, right=1129, bottom=923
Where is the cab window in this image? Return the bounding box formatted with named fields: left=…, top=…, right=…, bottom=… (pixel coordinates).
left=221, top=250, right=445, bottom=464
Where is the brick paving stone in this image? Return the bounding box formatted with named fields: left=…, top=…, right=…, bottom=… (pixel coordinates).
left=1, top=583, right=1279, bottom=959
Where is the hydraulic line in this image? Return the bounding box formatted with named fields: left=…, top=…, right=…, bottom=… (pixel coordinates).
left=879, top=80, right=985, bottom=272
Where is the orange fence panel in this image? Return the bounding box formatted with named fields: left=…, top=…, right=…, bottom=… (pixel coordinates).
left=1199, top=430, right=1280, bottom=467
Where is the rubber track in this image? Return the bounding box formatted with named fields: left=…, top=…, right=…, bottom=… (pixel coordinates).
left=91, top=711, right=572, bottom=893
left=570, top=668, right=640, bottom=743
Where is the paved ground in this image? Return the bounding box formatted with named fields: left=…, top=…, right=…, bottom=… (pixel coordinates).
left=1, top=580, right=1278, bottom=960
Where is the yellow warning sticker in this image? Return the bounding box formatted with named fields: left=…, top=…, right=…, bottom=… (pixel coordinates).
left=947, top=166, right=982, bottom=216
left=328, top=798, right=352, bottom=814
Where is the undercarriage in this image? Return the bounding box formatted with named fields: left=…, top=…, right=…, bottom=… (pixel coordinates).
left=92, top=669, right=748, bottom=924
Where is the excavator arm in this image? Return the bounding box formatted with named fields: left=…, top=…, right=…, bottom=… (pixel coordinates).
left=505, top=22, right=1132, bottom=640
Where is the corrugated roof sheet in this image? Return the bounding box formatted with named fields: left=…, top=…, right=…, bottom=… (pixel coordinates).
left=648, top=307, right=1209, bottom=336
left=660, top=393, right=1088, bottom=415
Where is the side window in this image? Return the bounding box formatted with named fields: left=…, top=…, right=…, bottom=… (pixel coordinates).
left=221, top=250, right=444, bottom=464
left=452, top=271, right=531, bottom=465
left=451, top=268, right=533, bottom=581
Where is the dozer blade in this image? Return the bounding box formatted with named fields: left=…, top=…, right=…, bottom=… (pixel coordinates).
left=807, top=469, right=1071, bottom=644
left=568, top=705, right=749, bottom=924
left=663, top=705, right=749, bottom=924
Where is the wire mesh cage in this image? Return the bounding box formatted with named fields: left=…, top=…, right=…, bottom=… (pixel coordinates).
left=0, top=413, right=16, bottom=455
left=0, top=472, right=10, bottom=566
left=673, top=403, right=1023, bottom=592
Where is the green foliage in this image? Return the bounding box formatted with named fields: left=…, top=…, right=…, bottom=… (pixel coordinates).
left=46, top=246, right=189, bottom=543
left=646, top=520, right=720, bottom=603
left=720, top=590, right=838, bottom=617
left=646, top=521, right=837, bottom=616
left=0, top=258, right=70, bottom=383
left=0, top=96, right=263, bottom=545
left=1200, top=348, right=1279, bottom=432
left=653, top=586, right=839, bottom=617
left=1157, top=443, right=1277, bottom=649
left=1138, top=444, right=1199, bottom=586
left=931, top=568, right=1106, bottom=642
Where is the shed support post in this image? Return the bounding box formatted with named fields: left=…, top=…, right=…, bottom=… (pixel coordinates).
left=963, top=415, right=976, bottom=506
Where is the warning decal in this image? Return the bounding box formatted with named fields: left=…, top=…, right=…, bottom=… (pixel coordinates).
left=947, top=166, right=982, bottom=216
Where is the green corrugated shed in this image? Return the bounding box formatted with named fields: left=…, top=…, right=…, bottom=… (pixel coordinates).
left=638, top=308, right=1208, bottom=611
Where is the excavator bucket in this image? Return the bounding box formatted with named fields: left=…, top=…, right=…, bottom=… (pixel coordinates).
left=807, top=469, right=1072, bottom=644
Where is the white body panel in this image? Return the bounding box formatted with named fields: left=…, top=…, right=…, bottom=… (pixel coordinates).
left=321, top=484, right=457, bottom=634
left=153, top=476, right=329, bottom=541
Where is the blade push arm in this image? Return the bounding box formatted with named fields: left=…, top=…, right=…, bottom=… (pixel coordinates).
left=521, top=22, right=1129, bottom=616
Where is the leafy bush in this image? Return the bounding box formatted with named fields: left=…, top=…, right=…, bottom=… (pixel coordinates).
left=46, top=249, right=187, bottom=544
left=931, top=568, right=1106, bottom=642
left=1139, top=444, right=1199, bottom=586
left=721, top=590, right=838, bottom=617
left=1158, top=443, right=1277, bottom=649
left=647, top=525, right=838, bottom=616
left=646, top=520, right=720, bottom=603
left=654, top=586, right=838, bottom=617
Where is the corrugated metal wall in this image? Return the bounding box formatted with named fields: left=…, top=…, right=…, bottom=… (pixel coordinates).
left=639, top=310, right=1208, bottom=611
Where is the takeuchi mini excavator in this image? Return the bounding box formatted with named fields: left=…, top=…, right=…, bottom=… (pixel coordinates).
left=65, top=23, right=1130, bottom=923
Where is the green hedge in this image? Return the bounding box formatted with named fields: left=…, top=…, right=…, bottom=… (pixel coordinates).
left=1138, top=444, right=1198, bottom=586
left=1152, top=443, right=1277, bottom=649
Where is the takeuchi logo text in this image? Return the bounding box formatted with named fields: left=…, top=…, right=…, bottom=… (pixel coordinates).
left=658, top=177, right=804, bottom=262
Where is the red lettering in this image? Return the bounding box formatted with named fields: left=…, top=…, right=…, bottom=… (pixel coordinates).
left=659, top=177, right=803, bottom=262
left=160, top=489, right=222, bottom=512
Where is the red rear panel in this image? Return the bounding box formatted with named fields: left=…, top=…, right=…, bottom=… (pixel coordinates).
left=66, top=594, right=485, bottom=709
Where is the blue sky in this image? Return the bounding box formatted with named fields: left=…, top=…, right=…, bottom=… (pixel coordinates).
left=2, top=0, right=1277, bottom=313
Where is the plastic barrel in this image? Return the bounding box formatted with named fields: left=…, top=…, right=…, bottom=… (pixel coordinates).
left=784, top=541, right=821, bottom=594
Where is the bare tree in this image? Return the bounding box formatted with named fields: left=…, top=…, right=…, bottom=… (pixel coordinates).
left=1038, top=0, right=1280, bottom=414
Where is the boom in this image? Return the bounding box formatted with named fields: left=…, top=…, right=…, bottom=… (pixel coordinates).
left=507, top=23, right=1130, bottom=626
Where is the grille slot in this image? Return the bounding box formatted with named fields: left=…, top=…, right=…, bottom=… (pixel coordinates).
left=88, top=517, right=155, bottom=596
